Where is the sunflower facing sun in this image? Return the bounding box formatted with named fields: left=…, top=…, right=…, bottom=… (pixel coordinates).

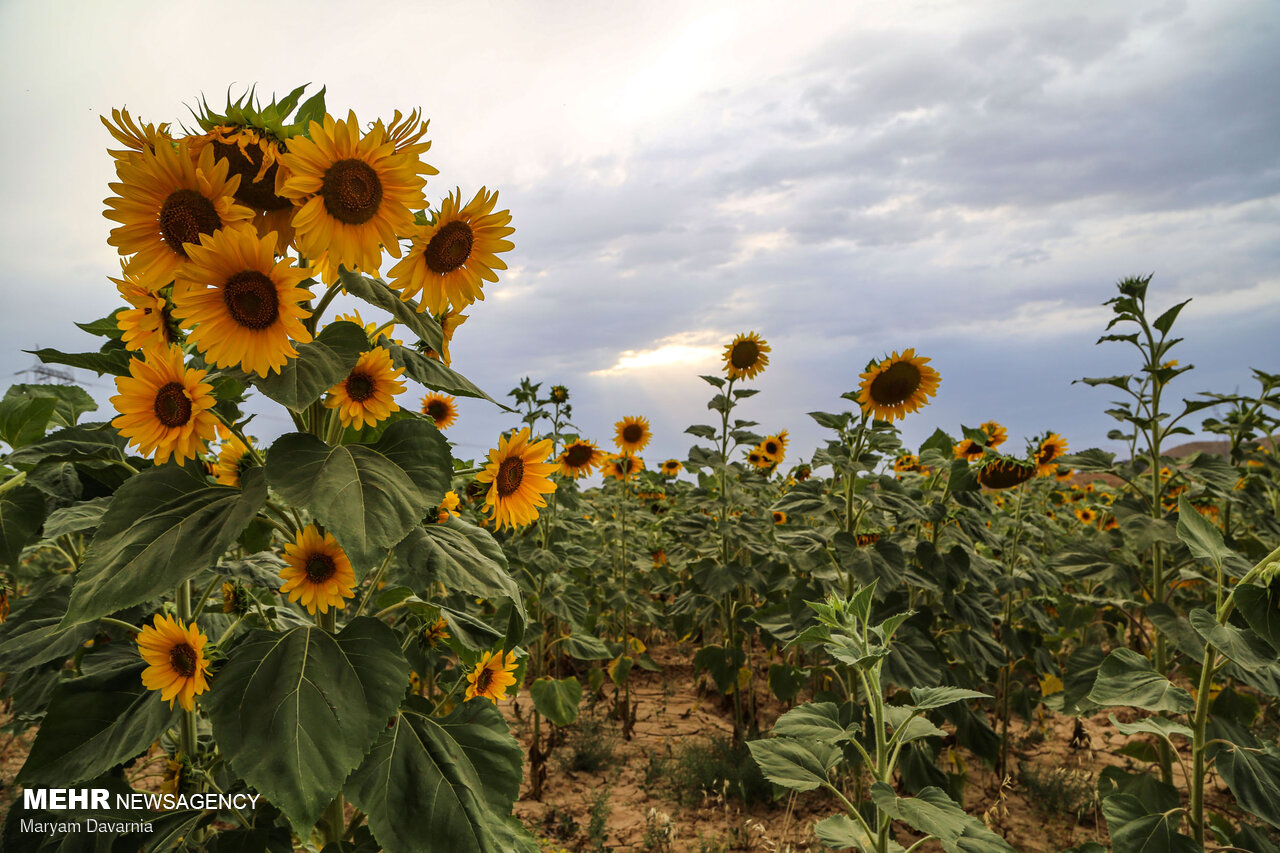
left=421, top=392, right=459, bottom=430
left=325, top=347, right=407, bottom=430
left=172, top=227, right=314, bottom=377
left=1034, top=433, right=1069, bottom=476
left=857, top=349, right=941, bottom=422
left=614, top=416, right=652, bottom=453
left=279, top=524, right=356, bottom=615
left=559, top=439, right=604, bottom=479
left=466, top=649, right=519, bottom=703
left=723, top=332, right=770, bottom=380
left=661, top=458, right=683, bottom=476
left=279, top=111, right=432, bottom=276
left=388, top=187, right=515, bottom=315
left=474, top=428, right=558, bottom=531
left=137, top=613, right=211, bottom=712
left=110, top=344, right=218, bottom=464
left=760, top=431, right=788, bottom=463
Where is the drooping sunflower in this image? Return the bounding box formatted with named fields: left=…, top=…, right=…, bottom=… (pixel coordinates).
left=661, top=458, right=683, bottom=476
left=723, top=332, right=770, bottom=380
left=614, top=416, right=652, bottom=453
left=172, top=228, right=314, bottom=377
left=105, top=140, right=254, bottom=292
left=602, top=453, right=645, bottom=482
left=137, top=613, right=211, bottom=712
left=857, top=349, right=941, bottom=422
left=421, top=392, right=459, bottom=430
left=474, top=428, right=559, bottom=531
left=113, top=266, right=178, bottom=354
left=977, top=456, right=1036, bottom=490
left=279, top=111, right=432, bottom=275
left=772, top=511, right=787, bottom=525
left=388, top=187, right=515, bottom=315
left=559, top=439, right=604, bottom=479
left=466, top=649, right=519, bottom=703
left=436, top=491, right=462, bottom=524
left=980, top=421, right=1008, bottom=449
left=188, top=124, right=295, bottom=253
left=110, top=345, right=217, bottom=464
left=214, top=432, right=255, bottom=487
left=1034, top=433, right=1069, bottom=476
left=279, top=524, right=356, bottom=615
left=325, top=347, right=406, bottom=430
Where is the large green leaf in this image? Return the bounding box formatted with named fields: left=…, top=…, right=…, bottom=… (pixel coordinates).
left=0, top=484, right=45, bottom=567
left=347, top=696, right=526, bottom=853
left=0, top=394, right=57, bottom=449
left=337, top=269, right=443, bottom=353
left=205, top=618, right=408, bottom=831
left=1189, top=608, right=1275, bottom=670
left=251, top=321, right=369, bottom=411
left=394, top=520, right=524, bottom=617
left=908, top=686, right=991, bottom=710
left=0, top=576, right=95, bottom=670
left=6, top=423, right=131, bottom=469
left=17, top=662, right=178, bottom=786
left=1101, top=793, right=1197, bottom=853
left=1215, top=744, right=1280, bottom=829
left=29, top=346, right=134, bottom=377
left=814, top=814, right=903, bottom=853
left=3, top=384, right=97, bottom=430
left=559, top=632, right=612, bottom=661
left=1176, top=495, right=1232, bottom=571
left=746, top=738, right=839, bottom=791
left=266, top=420, right=450, bottom=573
left=41, top=496, right=111, bottom=540
left=1235, top=584, right=1280, bottom=654
left=771, top=702, right=848, bottom=742
left=62, top=466, right=267, bottom=626
left=870, top=783, right=1015, bottom=853
left=385, top=344, right=499, bottom=405
left=1087, top=648, right=1194, bottom=713
left=529, top=676, right=582, bottom=727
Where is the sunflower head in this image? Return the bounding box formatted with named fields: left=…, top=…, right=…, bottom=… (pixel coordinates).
left=559, top=439, right=604, bottom=479
left=1033, top=433, right=1069, bottom=476
left=280, top=524, right=356, bottom=615
left=602, top=453, right=645, bottom=482
left=857, top=349, right=941, bottom=422
left=214, top=432, right=256, bottom=487
left=421, top=392, right=459, bottom=431
left=549, top=385, right=570, bottom=404
left=772, top=510, right=787, bottom=525
left=422, top=309, right=468, bottom=365
left=466, top=649, right=520, bottom=703
left=614, top=416, right=652, bottom=453
left=1074, top=507, right=1098, bottom=525
left=102, top=107, right=172, bottom=164
left=661, top=458, right=683, bottom=476
left=420, top=618, right=451, bottom=650
left=436, top=490, right=462, bottom=524
left=894, top=453, right=921, bottom=474
left=747, top=443, right=776, bottom=471
left=325, top=347, right=407, bottom=430
left=113, top=267, right=180, bottom=355
left=761, top=431, right=788, bottom=463
left=979, top=421, right=1008, bottom=449
left=221, top=580, right=250, bottom=615
left=977, top=456, right=1037, bottom=490
left=954, top=439, right=985, bottom=462
left=723, top=332, right=770, bottom=380
left=110, top=344, right=218, bottom=464
left=137, top=613, right=210, bottom=712
left=474, top=429, right=559, bottom=531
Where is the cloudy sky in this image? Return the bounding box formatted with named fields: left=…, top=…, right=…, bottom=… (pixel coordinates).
left=1, top=0, right=1276, bottom=470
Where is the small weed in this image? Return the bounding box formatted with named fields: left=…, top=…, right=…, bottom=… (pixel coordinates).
left=587, top=784, right=612, bottom=852
left=560, top=713, right=618, bottom=773
left=648, top=735, right=774, bottom=807
left=1018, top=762, right=1097, bottom=823
left=641, top=807, right=678, bottom=852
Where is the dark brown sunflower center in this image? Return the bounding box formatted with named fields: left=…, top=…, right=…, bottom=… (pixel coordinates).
left=496, top=457, right=524, bottom=497
left=425, top=399, right=449, bottom=422
left=474, top=666, right=494, bottom=694
left=305, top=553, right=337, bottom=584
left=169, top=643, right=198, bottom=677
left=345, top=371, right=376, bottom=402
left=1038, top=443, right=1060, bottom=464
left=160, top=189, right=221, bottom=257
left=153, top=382, right=192, bottom=427
left=622, top=424, right=644, bottom=444
left=869, top=361, right=922, bottom=406
left=565, top=444, right=593, bottom=467
left=321, top=159, right=383, bottom=225
left=424, top=221, right=475, bottom=274
left=212, top=140, right=290, bottom=211
left=730, top=340, right=759, bottom=370
left=223, top=270, right=280, bottom=330
left=765, top=441, right=779, bottom=455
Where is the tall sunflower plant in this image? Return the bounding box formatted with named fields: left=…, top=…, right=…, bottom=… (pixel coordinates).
left=0, top=86, right=545, bottom=852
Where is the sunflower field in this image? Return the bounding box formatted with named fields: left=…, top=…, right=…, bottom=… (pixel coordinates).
left=1, top=86, right=1279, bottom=853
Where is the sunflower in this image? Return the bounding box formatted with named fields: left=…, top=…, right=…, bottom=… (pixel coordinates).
left=857, top=349, right=941, bottom=422
left=137, top=613, right=211, bottom=712
left=221, top=580, right=249, bottom=615
left=954, top=440, right=985, bottom=462
left=188, top=124, right=295, bottom=253
left=1074, top=507, right=1098, bottom=525
left=279, top=524, right=356, bottom=615
left=980, top=421, right=1007, bottom=449
left=1054, top=466, right=1074, bottom=482
left=325, top=347, right=406, bottom=430
left=723, top=331, right=770, bottom=380
left=761, top=431, right=788, bottom=463
left=279, top=111, right=431, bottom=275
left=110, top=345, right=217, bottom=464
left=1034, top=433, right=1069, bottom=476
left=559, top=439, right=604, bottom=478
left=1102, top=516, right=1119, bottom=531
left=856, top=533, right=881, bottom=547
left=614, top=416, right=652, bottom=453
left=772, top=510, right=787, bottom=525
left=101, top=107, right=171, bottom=164
left=214, top=432, right=255, bottom=487
left=113, top=266, right=178, bottom=354
left=421, top=617, right=451, bottom=649
left=421, top=392, right=459, bottom=430
left=388, top=187, right=515, bottom=314
left=436, top=491, right=462, bottom=524
left=894, top=453, right=921, bottom=474
left=474, top=428, right=558, bottom=531
left=661, top=458, right=683, bottom=476
left=550, top=385, right=570, bottom=404
left=748, top=444, right=776, bottom=470
left=333, top=310, right=401, bottom=345
left=105, top=140, right=254, bottom=292
left=466, top=649, right=519, bottom=703
left=977, top=456, right=1036, bottom=490
left=172, top=228, right=314, bottom=377
left=602, top=453, right=645, bottom=482
left=795, top=465, right=812, bottom=481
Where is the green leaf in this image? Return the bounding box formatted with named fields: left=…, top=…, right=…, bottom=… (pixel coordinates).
left=266, top=420, right=451, bottom=573
left=1109, top=714, right=1193, bottom=746
left=17, top=662, right=178, bottom=786
left=0, top=395, right=57, bottom=449
left=908, top=686, right=992, bottom=710
left=251, top=321, right=368, bottom=411
left=1189, top=609, right=1276, bottom=670
left=347, top=696, right=525, bottom=853
left=1215, top=744, right=1280, bottom=829
left=1101, top=793, right=1198, bottom=853
left=685, top=424, right=718, bottom=440
left=870, top=783, right=1015, bottom=853
left=1176, top=495, right=1231, bottom=571
left=386, top=344, right=500, bottom=406
left=530, top=677, right=582, bottom=726
left=62, top=466, right=267, bottom=626
left=814, top=814, right=902, bottom=853
left=1087, top=648, right=1194, bottom=713
left=0, top=484, right=45, bottom=568
left=771, top=702, right=847, bottom=742
left=6, top=423, right=130, bottom=469
left=0, top=576, right=95, bottom=670
left=29, top=346, right=134, bottom=377
left=1236, top=584, right=1280, bottom=653
left=337, top=269, right=443, bottom=353
left=1152, top=299, right=1191, bottom=335
left=561, top=632, right=613, bottom=661
left=205, top=618, right=408, bottom=832
left=746, top=738, right=839, bottom=792
left=394, top=520, right=524, bottom=618
left=41, top=496, right=111, bottom=540
left=2, top=384, right=97, bottom=429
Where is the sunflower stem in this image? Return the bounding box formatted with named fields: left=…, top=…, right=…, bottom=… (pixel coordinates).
left=176, top=581, right=198, bottom=761
left=309, top=281, right=344, bottom=334
left=100, top=616, right=143, bottom=634
left=189, top=574, right=225, bottom=622
left=353, top=549, right=396, bottom=619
